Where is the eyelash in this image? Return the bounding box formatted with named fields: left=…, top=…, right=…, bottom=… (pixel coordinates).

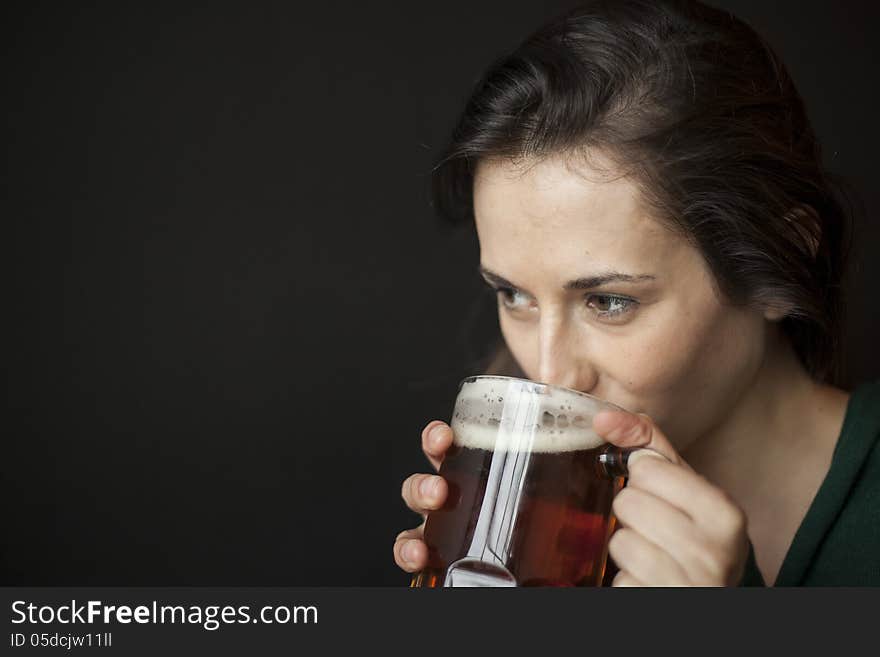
left=491, top=285, right=638, bottom=320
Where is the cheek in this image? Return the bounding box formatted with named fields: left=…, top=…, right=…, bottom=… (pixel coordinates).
left=650, top=305, right=763, bottom=386
left=608, top=302, right=765, bottom=441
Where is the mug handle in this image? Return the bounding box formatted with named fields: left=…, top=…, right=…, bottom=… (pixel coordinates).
left=596, top=445, right=668, bottom=478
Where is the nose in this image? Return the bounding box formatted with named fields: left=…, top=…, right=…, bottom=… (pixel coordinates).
left=535, top=315, right=596, bottom=393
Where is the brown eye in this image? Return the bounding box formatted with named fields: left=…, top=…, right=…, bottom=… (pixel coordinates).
left=589, top=295, right=613, bottom=312
left=494, top=286, right=532, bottom=311
left=498, top=288, right=516, bottom=304
left=585, top=294, right=637, bottom=319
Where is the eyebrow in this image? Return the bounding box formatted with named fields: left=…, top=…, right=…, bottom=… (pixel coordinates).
left=478, top=265, right=656, bottom=291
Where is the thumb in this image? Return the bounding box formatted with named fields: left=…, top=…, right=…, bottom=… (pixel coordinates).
left=593, top=410, right=692, bottom=471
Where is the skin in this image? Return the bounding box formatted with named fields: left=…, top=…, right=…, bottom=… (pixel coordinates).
left=395, top=150, right=850, bottom=586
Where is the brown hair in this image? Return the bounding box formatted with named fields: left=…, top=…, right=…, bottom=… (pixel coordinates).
left=432, top=0, right=857, bottom=384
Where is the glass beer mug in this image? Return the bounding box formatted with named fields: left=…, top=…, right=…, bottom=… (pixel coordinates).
left=411, top=375, right=644, bottom=588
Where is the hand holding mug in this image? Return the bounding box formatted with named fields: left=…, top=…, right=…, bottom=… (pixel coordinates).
left=593, top=410, right=750, bottom=587
left=394, top=420, right=454, bottom=574
left=394, top=378, right=751, bottom=587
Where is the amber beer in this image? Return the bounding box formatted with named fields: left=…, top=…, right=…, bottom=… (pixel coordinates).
left=411, top=376, right=628, bottom=588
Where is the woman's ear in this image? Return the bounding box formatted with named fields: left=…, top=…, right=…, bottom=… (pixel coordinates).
left=763, top=305, right=789, bottom=322
left=758, top=204, right=820, bottom=323
left=758, top=295, right=795, bottom=322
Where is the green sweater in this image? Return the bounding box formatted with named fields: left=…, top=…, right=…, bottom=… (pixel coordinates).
left=741, top=379, right=880, bottom=586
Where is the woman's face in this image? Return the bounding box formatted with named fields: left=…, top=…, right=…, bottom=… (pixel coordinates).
left=473, top=152, right=771, bottom=450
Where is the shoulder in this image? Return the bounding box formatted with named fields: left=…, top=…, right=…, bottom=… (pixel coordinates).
left=803, top=379, right=880, bottom=585
left=845, top=379, right=880, bottom=421
left=829, top=378, right=880, bottom=489
left=836, top=379, right=880, bottom=458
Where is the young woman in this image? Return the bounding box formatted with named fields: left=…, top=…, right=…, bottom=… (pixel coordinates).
left=393, top=0, right=879, bottom=586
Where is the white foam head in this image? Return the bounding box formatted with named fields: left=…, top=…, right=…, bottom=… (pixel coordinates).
left=449, top=376, right=620, bottom=453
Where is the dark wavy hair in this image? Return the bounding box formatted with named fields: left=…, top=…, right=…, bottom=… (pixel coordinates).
left=432, top=0, right=856, bottom=385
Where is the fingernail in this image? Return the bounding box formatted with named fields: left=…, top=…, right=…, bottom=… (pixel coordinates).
left=605, top=424, right=625, bottom=441
left=628, top=449, right=668, bottom=466
left=402, top=541, right=416, bottom=564
left=429, top=423, right=446, bottom=445
left=420, top=476, right=438, bottom=499
left=606, top=413, right=636, bottom=441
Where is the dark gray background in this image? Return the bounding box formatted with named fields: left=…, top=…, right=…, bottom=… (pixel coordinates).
left=3, top=0, right=878, bottom=585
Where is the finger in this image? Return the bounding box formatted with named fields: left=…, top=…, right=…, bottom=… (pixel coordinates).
left=401, top=473, right=449, bottom=516
left=593, top=410, right=692, bottom=470
left=421, top=421, right=454, bottom=471
left=611, top=569, right=643, bottom=587
left=395, top=526, right=424, bottom=542
left=623, top=454, right=746, bottom=537
left=612, top=486, right=713, bottom=582
left=394, top=528, right=428, bottom=573
left=626, top=448, right=670, bottom=468
left=607, top=527, right=690, bottom=586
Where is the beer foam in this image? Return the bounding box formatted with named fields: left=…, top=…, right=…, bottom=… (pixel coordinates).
left=450, top=377, right=615, bottom=453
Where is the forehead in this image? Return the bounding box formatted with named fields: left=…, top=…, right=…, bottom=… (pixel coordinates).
left=472, top=153, right=684, bottom=274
